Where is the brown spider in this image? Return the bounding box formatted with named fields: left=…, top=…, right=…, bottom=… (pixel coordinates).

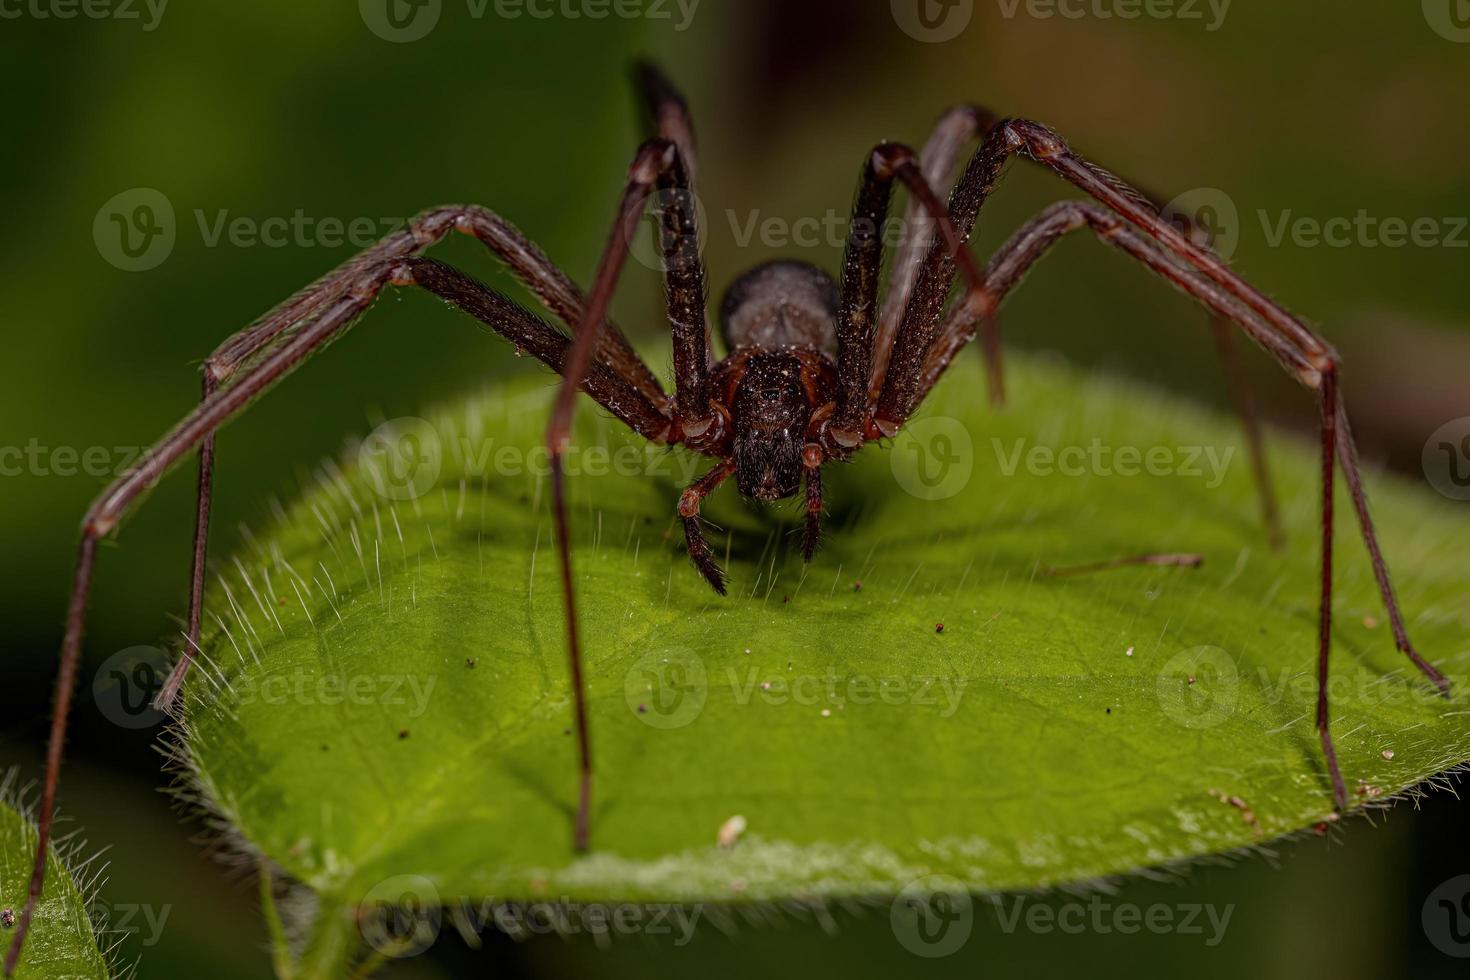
left=6, top=62, right=1452, bottom=973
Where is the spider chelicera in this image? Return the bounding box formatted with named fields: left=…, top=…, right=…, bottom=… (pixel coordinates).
left=6, top=61, right=1451, bottom=973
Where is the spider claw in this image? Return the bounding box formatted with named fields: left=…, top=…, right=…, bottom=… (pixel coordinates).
left=693, top=552, right=727, bottom=595
left=705, top=567, right=729, bottom=597
left=1401, top=642, right=1452, bottom=697
left=682, top=515, right=727, bottom=595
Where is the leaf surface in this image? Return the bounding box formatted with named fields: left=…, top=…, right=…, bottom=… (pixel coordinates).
left=0, top=780, right=112, bottom=979
left=184, top=352, right=1470, bottom=916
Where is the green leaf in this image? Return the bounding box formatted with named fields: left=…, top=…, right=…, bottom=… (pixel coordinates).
left=182, top=351, right=1470, bottom=934
left=0, top=774, right=112, bottom=979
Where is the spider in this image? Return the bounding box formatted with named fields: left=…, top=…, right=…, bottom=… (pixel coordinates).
left=5, top=62, right=1452, bottom=973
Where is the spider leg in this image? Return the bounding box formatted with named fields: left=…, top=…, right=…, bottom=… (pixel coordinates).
left=211, top=205, right=667, bottom=407
left=802, top=459, right=824, bottom=562
left=408, top=257, right=672, bottom=438
left=884, top=112, right=1288, bottom=511
left=635, top=60, right=699, bottom=183
left=633, top=67, right=718, bottom=443
left=904, top=197, right=1449, bottom=811
left=1332, top=399, right=1448, bottom=690
left=6, top=191, right=683, bottom=974
left=173, top=370, right=217, bottom=709
left=922, top=196, right=1442, bottom=689
left=828, top=143, right=994, bottom=447
left=872, top=105, right=999, bottom=401
left=907, top=200, right=1284, bottom=549
left=545, top=136, right=711, bottom=851
left=1210, top=315, right=1284, bottom=550
left=1317, top=370, right=1346, bottom=807
left=157, top=202, right=674, bottom=709
left=655, top=150, right=717, bottom=436
left=7, top=289, right=373, bottom=978
left=678, top=460, right=736, bottom=594
left=884, top=118, right=1328, bottom=422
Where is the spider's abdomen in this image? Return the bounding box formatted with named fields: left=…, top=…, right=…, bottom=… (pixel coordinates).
left=718, top=260, right=839, bottom=355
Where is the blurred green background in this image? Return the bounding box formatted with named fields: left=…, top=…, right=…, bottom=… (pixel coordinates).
left=2, top=1, right=1468, bottom=976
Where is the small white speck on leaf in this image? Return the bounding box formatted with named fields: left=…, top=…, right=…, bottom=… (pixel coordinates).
left=718, top=814, right=747, bottom=849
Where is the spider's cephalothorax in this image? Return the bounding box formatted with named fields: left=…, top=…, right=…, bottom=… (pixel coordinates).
left=8, top=63, right=1451, bottom=969
left=712, top=260, right=840, bottom=502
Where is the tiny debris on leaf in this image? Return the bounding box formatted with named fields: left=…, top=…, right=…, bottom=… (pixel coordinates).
left=398, top=729, right=410, bottom=740
left=717, top=814, right=747, bottom=849
left=1, top=908, right=14, bottom=929
left=935, top=623, right=945, bottom=634
left=820, top=708, right=831, bottom=718
left=1208, top=789, right=1262, bottom=836
left=852, top=580, right=863, bottom=592
left=1381, top=749, right=1395, bottom=760
left=1125, top=646, right=1135, bottom=657
left=466, top=657, right=477, bottom=668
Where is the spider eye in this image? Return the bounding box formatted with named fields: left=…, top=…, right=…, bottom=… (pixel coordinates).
left=762, top=389, right=778, bottom=401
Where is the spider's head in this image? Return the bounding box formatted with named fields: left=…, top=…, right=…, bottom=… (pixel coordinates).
left=731, top=351, right=810, bottom=502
